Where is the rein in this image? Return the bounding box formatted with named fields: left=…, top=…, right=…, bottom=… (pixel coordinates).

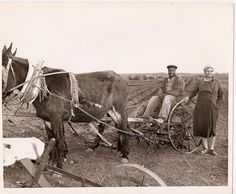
left=4, top=71, right=72, bottom=94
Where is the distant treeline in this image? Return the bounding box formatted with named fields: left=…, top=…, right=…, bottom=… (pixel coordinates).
left=121, top=73, right=228, bottom=81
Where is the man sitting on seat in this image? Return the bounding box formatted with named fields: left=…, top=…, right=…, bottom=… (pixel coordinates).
left=141, top=65, right=185, bottom=123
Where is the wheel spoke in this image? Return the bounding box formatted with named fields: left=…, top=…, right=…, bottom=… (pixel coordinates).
left=187, top=128, right=198, bottom=146
left=167, top=100, right=199, bottom=153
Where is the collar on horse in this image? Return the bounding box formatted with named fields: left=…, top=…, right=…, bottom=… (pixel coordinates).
left=3, top=59, right=103, bottom=114
left=19, top=62, right=44, bottom=103
left=3, top=58, right=49, bottom=106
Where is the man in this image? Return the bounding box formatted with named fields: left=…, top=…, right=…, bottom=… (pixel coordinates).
left=140, top=65, right=185, bottom=123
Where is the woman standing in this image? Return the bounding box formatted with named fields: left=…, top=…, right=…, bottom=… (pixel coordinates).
left=186, top=66, right=224, bottom=155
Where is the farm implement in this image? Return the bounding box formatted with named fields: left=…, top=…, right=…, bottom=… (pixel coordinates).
left=3, top=97, right=201, bottom=155
left=128, top=98, right=201, bottom=153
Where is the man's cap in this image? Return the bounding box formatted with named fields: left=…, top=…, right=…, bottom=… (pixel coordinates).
left=167, top=65, right=177, bottom=69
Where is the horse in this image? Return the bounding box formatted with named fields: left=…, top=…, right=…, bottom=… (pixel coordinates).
left=2, top=43, right=130, bottom=168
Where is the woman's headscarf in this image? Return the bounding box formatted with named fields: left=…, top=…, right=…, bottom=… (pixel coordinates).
left=203, top=65, right=214, bottom=72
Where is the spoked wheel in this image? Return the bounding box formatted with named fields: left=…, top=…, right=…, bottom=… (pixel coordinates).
left=111, top=163, right=167, bottom=186
left=167, top=99, right=201, bottom=153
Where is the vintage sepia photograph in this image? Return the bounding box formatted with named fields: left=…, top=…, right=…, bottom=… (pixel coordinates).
left=0, top=2, right=233, bottom=194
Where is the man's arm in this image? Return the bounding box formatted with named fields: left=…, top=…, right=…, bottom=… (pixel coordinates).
left=188, top=79, right=200, bottom=99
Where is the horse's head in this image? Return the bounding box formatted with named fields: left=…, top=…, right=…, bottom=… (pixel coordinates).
left=2, top=43, right=28, bottom=101
left=2, top=43, right=17, bottom=67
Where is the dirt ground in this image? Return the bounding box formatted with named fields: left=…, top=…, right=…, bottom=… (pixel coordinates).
left=2, top=78, right=229, bottom=187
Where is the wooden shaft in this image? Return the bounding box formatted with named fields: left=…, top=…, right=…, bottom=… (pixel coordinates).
left=89, top=123, right=113, bottom=147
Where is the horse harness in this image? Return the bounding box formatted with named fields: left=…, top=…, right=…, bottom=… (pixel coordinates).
left=2, top=58, right=16, bottom=91
left=2, top=60, right=136, bottom=136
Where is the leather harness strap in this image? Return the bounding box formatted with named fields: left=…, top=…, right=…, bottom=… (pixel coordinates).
left=69, top=73, right=79, bottom=107
left=2, top=58, right=16, bottom=90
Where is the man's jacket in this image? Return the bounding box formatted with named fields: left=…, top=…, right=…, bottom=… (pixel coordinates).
left=160, top=75, right=185, bottom=98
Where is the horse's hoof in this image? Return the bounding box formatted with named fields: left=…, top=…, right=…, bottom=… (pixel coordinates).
left=86, top=148, right=94, bottom=153
left=121, top=158, right=129, bottom=164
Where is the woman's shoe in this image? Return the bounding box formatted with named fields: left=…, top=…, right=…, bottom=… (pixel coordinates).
left=208, top=149, right=217, bottom=156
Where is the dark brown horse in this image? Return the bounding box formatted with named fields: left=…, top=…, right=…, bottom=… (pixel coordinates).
left=2, top=43, right=130, bottom=168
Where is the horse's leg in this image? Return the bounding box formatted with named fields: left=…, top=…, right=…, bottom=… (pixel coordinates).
left=50, top=118, right=66, bottom=168
left=61, top=122, right=68, bottom=156
left=89, top=123, right=105, bottom=150
left=46, top=120, right=67, bottom=154
left=43, top=121, right=57, bottom=165
left=117, top=120, right=130, bottom=163
left=43, top=120, right=67, bottom=164
left=108, top=106, right=129, bottom=163
left=44, top=121, right=53, bottom=140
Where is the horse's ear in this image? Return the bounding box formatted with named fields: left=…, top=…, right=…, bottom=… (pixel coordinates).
left=2, top=45, right=7, bottom=52
left=13, top=48, right=17, bottom=56
left=7, top=43, right=13, bottom=52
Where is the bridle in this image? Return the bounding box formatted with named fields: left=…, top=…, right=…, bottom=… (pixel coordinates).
left=2, top=57, right=16, bottom=95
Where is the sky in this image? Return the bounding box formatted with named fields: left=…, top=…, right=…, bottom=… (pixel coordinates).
left=0, top=2, right=233, bottom=74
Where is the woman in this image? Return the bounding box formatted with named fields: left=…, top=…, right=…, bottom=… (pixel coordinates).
left=185, top=66, right=224, bottom=155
